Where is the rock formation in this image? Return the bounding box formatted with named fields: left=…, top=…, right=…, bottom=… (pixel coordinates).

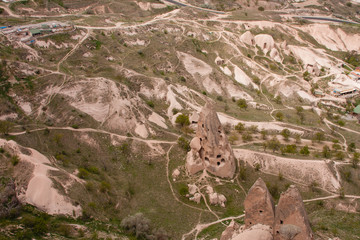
left=221, top=178, right=313, bottom=240
left=244, top=178, right=275, bottom=228
left=186, top=103, right=236, bottom=178
left=274, top=186, right=313, bottom=240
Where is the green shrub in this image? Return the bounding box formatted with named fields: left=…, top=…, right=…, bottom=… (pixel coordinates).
left=177, top=137, right=190, bottom=152
left=78, top=168, right=90, bottom=179
left=235, top=122, right=245, bottom=133
left=237, top=99, right=248, bottom=109
left=146, top=100, right=154, bottom=108
left=11, top=155, right=20, bottom=166
left=175, top=114, right=190, bottom=127
left=258, top=6, right=264, bottom=11
left=300, top=145, right=310, bottom=155
left=100, top=181, right=111, bottom=193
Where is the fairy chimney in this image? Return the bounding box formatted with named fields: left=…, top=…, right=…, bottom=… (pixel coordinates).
left=274, top=186, right=314, bottom=240
left=244, top=178, right=275, bottom=229
left=186, top=103, right=236, bottom=178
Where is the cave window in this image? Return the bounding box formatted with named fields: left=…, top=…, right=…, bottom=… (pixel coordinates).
left=276, top=231, right=279, bottom=234
left=216, top=154, right=221, bottom=158
left=205, top=157, right=209, bottom=161
left=280, top=220, right=283, bottom=224
left=200, top=138, right=202, bottom=141
left=264, top=43, right=267, bottom=49
left=217, top=162, right=220, bottom=166
left=259, top=210, right=263, bottom=213
left=221, top=158, right=225, bottom=162
left=249, top=222, right=252, bottom=225
left=202, top=124, right=204, bottom=128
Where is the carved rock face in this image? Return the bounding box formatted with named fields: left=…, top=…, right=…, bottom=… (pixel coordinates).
left=186, top=103, right=236, bottom=178
left=244, top=178, right=275, bottom=229
left=274, top=186, right=313, bottom=240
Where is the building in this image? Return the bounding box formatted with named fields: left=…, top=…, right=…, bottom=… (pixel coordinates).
left=349, top=67, right=360, bottom=81
left=29, top=29, right=41, bottom=36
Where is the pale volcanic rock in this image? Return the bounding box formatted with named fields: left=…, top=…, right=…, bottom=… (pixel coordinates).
left=209, top=192, right=227, bottom=207
left=254, top=34, right=275, bottom=54
left=274, top=186, right=313, bottom=240
left=220, top=220, right=240, bottom=240
left=189, top=193, right=201, bottom=204
left=232, top=224, right=273, bottom=240
left=188, top=184, right=198, bottom=195
left=244, top=178, right=275, bottom=229
left=240, top=31, right=255, bottom=46
left=185, top=150, right=204, bottom=175
left=172, top=169, right=180, bottom=181
left=190, top=137, right=201, bottom=152
left=186, top=103, right=236, bottom=178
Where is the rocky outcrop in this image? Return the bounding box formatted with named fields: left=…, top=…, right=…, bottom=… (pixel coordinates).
left=244, top=178, right=275, bottom=228
left=222, top=179, right=313, bottom=240
left=232, top=224, right=273, bottom=240
left=274, top=186, right=313, bottom=240
left=186, top=103, right=236, bottom=178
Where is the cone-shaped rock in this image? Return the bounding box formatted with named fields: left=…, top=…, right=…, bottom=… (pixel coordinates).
left=186, top=103, right=236, bottom=178
left=274, top=185, right=313, bottom=240
left=244, top=178, right=275, bottom=229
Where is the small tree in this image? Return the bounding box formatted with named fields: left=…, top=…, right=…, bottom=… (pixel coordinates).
left=322, top=146, right=331, bottom=159
left=275, top=112, right=283, bottom=121
left=237, top=99, right=248, bottom=110
left=281, top=129, right=291, bottom=141
left=313, top=132, right=325, bottom=143
left=0, top=120, right=14, bottom=135
left=235, top=122, right=245, bottom=133
left=177, top=137, right=190, bottom=152
left=348, top=142, right=356, bottom=152
left=175, top=114, right=190, bottom=127
left=300, top=145, right=310, bottom=156
left=352, top=152, right=359, bottom=168
left=261, top=130, right=268, bottom=140
left=267, top=137, right=281, bottom=153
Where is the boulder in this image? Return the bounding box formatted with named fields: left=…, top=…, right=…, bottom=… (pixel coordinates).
left=209, top=192, right=227, bottom=207
left=188, top=184, right=197, bottom=195
left=190, top=193, right=201, bottom=204
left=190, top=137, right=201, bottom=151
left=244, top=178, right=275, bottom=229
left=274, top=186, right=313, bottom=240
left=220, top=220, right=240, bottom=240
left=232, top=224, right=273, bottom=240
left=185, top=150, right=204, bottom=175
left=172, top=168, right=180, bottom=179
left=186, top=103, right=236, bottom=178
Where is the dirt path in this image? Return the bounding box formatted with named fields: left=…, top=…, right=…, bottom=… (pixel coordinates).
left=165, top=145, right=209, bottom=212
left=181, top=214, right=245, bottom=240
left=57, top=29, right=90, bottom=72
left=9, top=126, right=176, bottom=145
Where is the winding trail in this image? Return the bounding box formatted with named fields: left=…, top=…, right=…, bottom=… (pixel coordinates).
left=165, top=145, right=210, bottom=212
left=57, top=29, right=91, bottom=72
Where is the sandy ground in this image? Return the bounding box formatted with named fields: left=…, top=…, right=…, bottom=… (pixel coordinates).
left=177, top=51, right=222, bottom=94
left=289, top=45, right=331, bottom=68
left=0, top=139, right=82, bottom=216
left=300, top=24, right=360, bottom=52
left=234, top=149, right=340, bottom=192
left=148, top=112, right=168, bottom=129
left=0, top=113, right=18, bottom=120
left=217, top=112, right=304, bottom=135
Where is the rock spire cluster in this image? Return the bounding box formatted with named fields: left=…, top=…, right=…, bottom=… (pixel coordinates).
left=221, top=178, right=313, bottom=240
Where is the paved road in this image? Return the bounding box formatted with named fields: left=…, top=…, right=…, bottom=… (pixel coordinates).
left=163, top=0, right=225, bottom=14
left=299, top=16, right=360, bottom=24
